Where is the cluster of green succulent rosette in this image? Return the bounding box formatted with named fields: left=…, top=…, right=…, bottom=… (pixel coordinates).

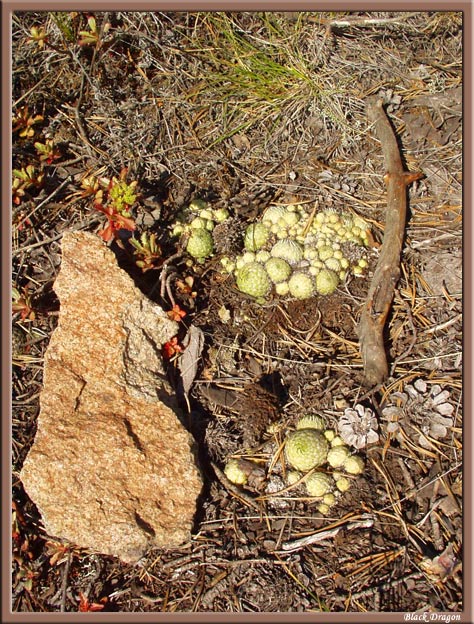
left=170, top=199, right=371, bottom=302
left=170, top=198, right=230, bottom=263
left=225, top=414, right=365, bottom=515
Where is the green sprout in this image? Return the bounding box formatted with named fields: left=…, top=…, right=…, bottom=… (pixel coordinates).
left=34, top=139, right=61, bottom=164
left=93, top=170, right=138, bottom=243
left=12, top=285, right=35, bottom=321
left=12, top=166, right=44, bottom=204
left=78, top=14, right=110, bottom=47
left=129, top=232, right=162, bottom=272
left=27, top=25, right=48, bottom=49
left=12, top=107, right=43, bottom=138
left=108, top=178, right=138, bottom=214
left=51, top=12, right=77, bottom=43
left=186, top=228, right=214, bottom=262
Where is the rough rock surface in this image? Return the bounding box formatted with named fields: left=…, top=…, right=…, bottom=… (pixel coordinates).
left=20, top=231, right=203, bottom=563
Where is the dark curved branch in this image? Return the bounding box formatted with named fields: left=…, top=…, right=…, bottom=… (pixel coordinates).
left=357, top=98, right=423, bottom=387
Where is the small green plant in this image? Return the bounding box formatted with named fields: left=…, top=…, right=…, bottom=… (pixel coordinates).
left=93, top=169, right=138, bottom=243
left=107, top=177, right=138, bottom=213
left=243, top=223, right=270, bottom=252
left=342, top=455, right=365, bottom=475
left=27, top=25, right=48, bottom=49
left=34, top=139, right=61, bottom=164
left=72, top=174, right=102, bottom=202
left=12, top=285, right=35, bottom=321
left=12, top=165, right=44, bottom=187
left=288, top=271, right=315, bottom=299
left=220, top=202, right=372, bottom=303
left=78, top=15, right=99, bottom=46
left=169, top=198, right=228, bottom=263
left=284, top=429, right=329, bottom=472
left=129, top=231, right=162, bottom=272
left=305, top=472, right=333, bottom=497
left=12, top=107, right=43, bottom=138
left=12, top=166, right=44, bottom=205
left=185, top=228, right=214, bottom=262
left=296, top=414, right=326, bottom=430
left=50, top=12, right=78, bottom=43
left=235, top=262, right=272, bottom=301
left=12, top=177, right=26, bottom=206
left=326, top=445, right=351, bottom=468
left=280, top=415, right=367, bottom=514
left=78, top=14, right=110, bottom=48
left=224, top=459, right=249, bottom=485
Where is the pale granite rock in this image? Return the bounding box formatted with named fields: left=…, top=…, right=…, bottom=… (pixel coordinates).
left=20, top=232, right=203, bottom=563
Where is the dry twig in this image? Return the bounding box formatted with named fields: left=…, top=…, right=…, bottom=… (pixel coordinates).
left=357, top=98, right=423, bottom=386
left=279, top=514, right=375, bottom=552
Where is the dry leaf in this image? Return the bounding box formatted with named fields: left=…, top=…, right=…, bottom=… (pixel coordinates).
left=199, top=385, right=241, bottom=409
left=437, top=495, right=461, bottom=517
left=178, top=325, right=205, bottom=398
left=419, top=543, right=460, bottom=581
left=217, top=305, right=231, bottom=323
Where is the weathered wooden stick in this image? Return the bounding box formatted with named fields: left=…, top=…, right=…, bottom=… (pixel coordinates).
left=357, top=98, right=423, bottom=387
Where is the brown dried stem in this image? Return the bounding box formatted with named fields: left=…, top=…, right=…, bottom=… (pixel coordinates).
left=357, top=98, right=423, bottom=387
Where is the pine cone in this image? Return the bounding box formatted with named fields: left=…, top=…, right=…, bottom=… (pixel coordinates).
left=229, top=187, right=279, bottom=220
left=212, top=217, right=243, bottom=255
left=200, top=380, right=280, bottom=448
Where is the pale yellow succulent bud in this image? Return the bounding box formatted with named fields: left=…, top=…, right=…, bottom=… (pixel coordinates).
left=306, top=472, right=333, bottom=497
left=224, top=459, right=248, bottom=485
left=335, top=476, right=352, bottom=492
left=315, top=269, right=339, bottom=295
left=288, top=272, right=315, bottom=299
left=275, top=281, right=290, bottom=296
left=327, top=445, right=351, bottom=468
left=296, top=414, right=326, bottom=430
left=317, top=503, right=330, bottom=515
left=323, top=493, right=336, bottom=506
left=286, top=470, right=302, bottom=486
left=236, top=262, right=271, bottom=299
left=324, top=429, right=336, bottom=442
left=186, top=228, right=214, bottom=260
left=244, top=223, right=270, bottom=252
left=265, top=257, right=292, bottom=284
left=284, top=429, right=329, bottom=472
left=343, top=455, right=365, bottom=475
